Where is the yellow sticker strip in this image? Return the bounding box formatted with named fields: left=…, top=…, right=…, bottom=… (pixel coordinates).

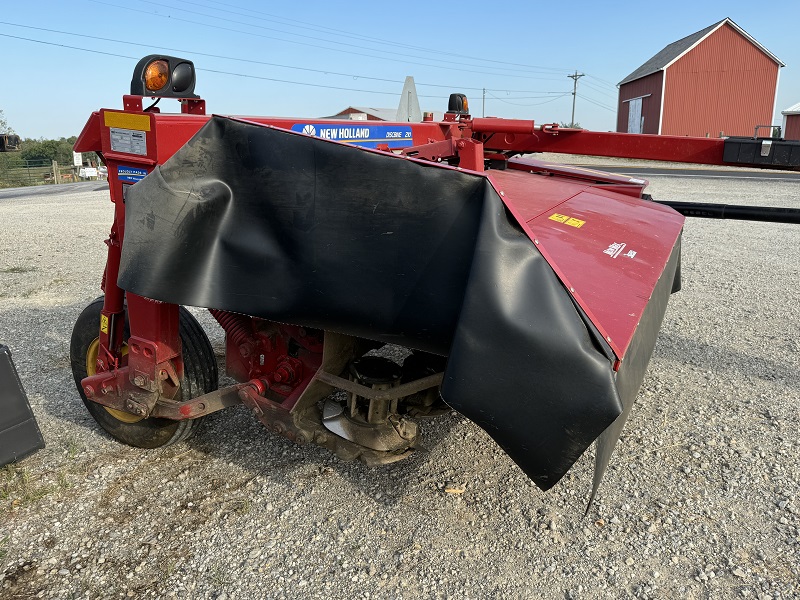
left=549, top=213, right=585, bottom=228
left=104, top=111, right=151, bottom=132
left=100, top=314, right=109, bottom=334
left=565, top=218, right=585, bottom=228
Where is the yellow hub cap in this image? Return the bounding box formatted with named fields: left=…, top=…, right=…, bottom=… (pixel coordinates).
left=85, top=338, right=142, bottom=424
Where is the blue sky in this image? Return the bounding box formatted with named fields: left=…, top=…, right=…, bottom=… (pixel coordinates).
left=1, top=0, right=798, bottom=139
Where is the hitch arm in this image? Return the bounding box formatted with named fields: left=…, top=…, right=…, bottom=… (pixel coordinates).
left=653, top=200, right=800, bottom=224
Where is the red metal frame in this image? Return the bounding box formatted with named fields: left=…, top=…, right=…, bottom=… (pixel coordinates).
left=74, top=89, right=789, bottom=420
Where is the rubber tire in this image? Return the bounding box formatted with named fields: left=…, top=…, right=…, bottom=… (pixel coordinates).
left=70, top=297, right=218, bottom=448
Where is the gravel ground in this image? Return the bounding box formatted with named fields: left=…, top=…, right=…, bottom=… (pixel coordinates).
left=0, top=169, right=798, bottom=600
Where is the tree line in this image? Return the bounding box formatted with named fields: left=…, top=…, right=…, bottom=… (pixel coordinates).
left=11, top=136, right=92, bottom=165
left=1, top=110, right=100, bottom=166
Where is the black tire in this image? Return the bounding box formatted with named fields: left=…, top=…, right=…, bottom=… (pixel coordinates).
left=70, top=297, right=218, bottom=448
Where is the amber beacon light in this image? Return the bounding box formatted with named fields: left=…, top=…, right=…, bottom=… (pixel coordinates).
left=144, top=60, right=169, bottom=92
left=130, top=55, right=199, bottom=99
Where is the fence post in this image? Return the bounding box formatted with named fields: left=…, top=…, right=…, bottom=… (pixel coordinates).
left=51, top=160, right=60, bottom=184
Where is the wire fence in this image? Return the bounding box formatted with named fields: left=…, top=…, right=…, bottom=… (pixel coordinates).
left=0, top=157, right=104, bottom=189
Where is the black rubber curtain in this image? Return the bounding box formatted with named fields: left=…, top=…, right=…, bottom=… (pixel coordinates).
left=119, top=116, right=678, bottom=490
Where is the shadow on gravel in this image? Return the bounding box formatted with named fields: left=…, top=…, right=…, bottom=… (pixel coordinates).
left=183, top=399, right=461, bottom=508
left=4, top=298, right=461, bottom=505
left=1, top=301, right=94, bottom=426
left=656, top=331, right=800, bottom=390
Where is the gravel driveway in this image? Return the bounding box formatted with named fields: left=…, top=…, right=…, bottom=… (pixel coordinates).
left=1, top=168, right=798, bottom=599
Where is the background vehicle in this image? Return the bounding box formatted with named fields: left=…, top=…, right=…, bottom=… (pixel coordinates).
left=0, top=133, right=21, bottom=152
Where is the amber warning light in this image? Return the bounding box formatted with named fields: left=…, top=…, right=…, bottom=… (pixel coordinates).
left=130, top=55, right=199, bottom=99
left=144, top=60, right=169, bottom=91
left=447, top=93, right=470, bottom=115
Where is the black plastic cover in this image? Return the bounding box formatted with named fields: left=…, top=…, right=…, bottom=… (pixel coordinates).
left=0, top=344, right=45, bottom=466
left=591, top=241, right=681, bottom=504
left=118, top=116, right=676, bottom=490
left=723, top=137, right=800, bottom=167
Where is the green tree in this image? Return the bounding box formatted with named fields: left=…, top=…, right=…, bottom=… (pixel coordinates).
left=19, top=137, right=79, bottom=164
left=0, top=110, right=13, bottom=134
left=21, top=139, right=62, bottom=163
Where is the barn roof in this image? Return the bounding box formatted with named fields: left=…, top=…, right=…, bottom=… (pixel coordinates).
left=323, top=106, right=445, bottom=122
left=324, top=106, right=401, bottom=121
left=618, top=18, right=784, bottom=86
left=782, top=102, right=800, bottom=116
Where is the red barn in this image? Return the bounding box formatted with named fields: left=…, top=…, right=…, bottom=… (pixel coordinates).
left=617, top=18, right=783, bottom=137
left=782, top=103, right=800, bottom=141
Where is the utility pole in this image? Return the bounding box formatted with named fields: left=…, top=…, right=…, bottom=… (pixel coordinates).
left=482, top=88, right=486, bottom=117
left=567, top=71, right=585, bottom=127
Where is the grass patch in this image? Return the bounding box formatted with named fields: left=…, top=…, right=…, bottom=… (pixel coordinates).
left=66, top=436, right=82, bottom=460
left=57, top=470, right=71, bottom=491
left=1, top=464, right=55, bottom=511
left=206, top=564, right=233, bottom=587
left=221, top=496, right=252, bottom=516
left=0, top=535, right=9, bottom=559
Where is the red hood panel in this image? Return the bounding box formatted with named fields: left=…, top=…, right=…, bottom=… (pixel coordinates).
left=488, top=169, right=684, bottom=360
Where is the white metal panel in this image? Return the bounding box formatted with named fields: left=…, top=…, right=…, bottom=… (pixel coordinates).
left=627, top=98, right=643, bottom=134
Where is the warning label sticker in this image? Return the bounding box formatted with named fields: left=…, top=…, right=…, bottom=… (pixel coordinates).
left=549, top=213, right=585, bottom=228
left=110, top=128, right=147, bottom=156
left=290, top=123, right=413, bottom=149
left=117, top=165, right=148, bottom=183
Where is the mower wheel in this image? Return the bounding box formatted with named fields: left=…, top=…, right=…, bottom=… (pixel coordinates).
left=70, top=297, right=218, bottom=448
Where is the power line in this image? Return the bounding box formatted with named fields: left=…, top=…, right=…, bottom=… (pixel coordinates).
left=576, top=93, right=616, bottom=112
left=0, top=32, right=399, bottom=97
left=0, top=21, right=564, bottom=95
left=485, top=91, right=572, bottom=107
left=154, top=0, right=579, bottom=76
left=585, top=74, right=620, bottom=89
left=90, top=0, right=570, bottom=83
left=581, top=79, right=618, bottom=100
left=0, top=29, right=569, bottom=104
left=486, top=93, right=572, bottom=100
left=0, top=31, right=137, bottom=61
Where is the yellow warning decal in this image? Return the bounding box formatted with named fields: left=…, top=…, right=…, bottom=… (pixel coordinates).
left=100, top=315, right=109, bottom=334
left=548, top=213, right=586, bottom=228
left=104, top=111, right=151, bottom=132
left=565, top=218, right=585, bottom=228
